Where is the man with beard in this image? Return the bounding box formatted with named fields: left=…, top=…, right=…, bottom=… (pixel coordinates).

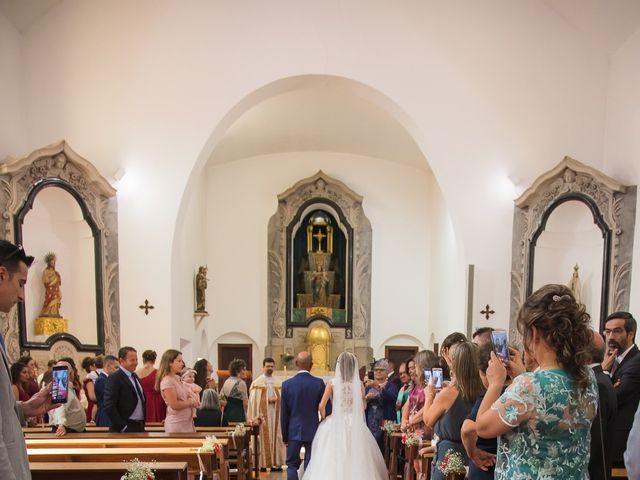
left=602, top=311, right=640, bottom=467
left=248, top=357, right=285, bottom=472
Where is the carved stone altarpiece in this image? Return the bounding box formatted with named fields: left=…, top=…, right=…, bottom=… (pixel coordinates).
left=510, top=156, right=636, bottom=335
left=266, top=171, right=373, bottom=369
left=0, top=141, right=120, bottom=361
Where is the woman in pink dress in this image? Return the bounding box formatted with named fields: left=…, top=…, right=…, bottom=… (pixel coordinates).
left=156, top=349, right=199, bottom=433
left=137, top=350, right=166, bottom=423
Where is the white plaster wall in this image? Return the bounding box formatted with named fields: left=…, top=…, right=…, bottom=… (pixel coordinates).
left=170, top=174, right=207, bottom=366
left=604, top=28, right=640, bottom=316
left=22, top=187, right=97, bottom=344
left=427, top=180, right=468, bottom=346
left=0, top=11, right=26, bottom=158
left=13, top=0, right=633, bottom=355
left=201, top=152, right=457, bottom=371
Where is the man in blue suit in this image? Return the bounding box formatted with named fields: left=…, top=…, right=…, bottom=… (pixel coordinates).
left=280, top=351, right=326, bottom=480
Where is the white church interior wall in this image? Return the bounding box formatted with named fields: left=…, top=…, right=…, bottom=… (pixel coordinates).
left=0, top=11, right=26, bottom=158
left=170, top=174, right=208, bottom=366
left=7, top=0, right=637, bottom=358
left=426, top=174, right=467, bottom=346
left=604, top=27, right=640, bottom=316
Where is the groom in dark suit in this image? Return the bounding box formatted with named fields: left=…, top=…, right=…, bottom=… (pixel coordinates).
left=280, top=351, right=326, bottom=480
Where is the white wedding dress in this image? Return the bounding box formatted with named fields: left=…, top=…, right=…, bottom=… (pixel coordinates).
left=302, top=352, right=388, bottom=480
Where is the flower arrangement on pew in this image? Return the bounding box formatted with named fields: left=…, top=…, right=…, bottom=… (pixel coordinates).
left=401, top=431, right=422, bottom=447
left=200, top=435, right=223, bottom=456
left=436, top=449, right=467, bottom=480
left=121, top=458, right=156, bottom=480
left=382, top=420, right=398, bottom=435
left=227, top=423, right=247, bottom=449
left=196, top=435, right=224, bottom=480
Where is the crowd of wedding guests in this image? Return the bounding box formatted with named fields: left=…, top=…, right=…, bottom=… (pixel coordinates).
left=9, top=348, right=244, bottom=435
left=8, top=283, right=640, bottom=478
left=360, top=284, right=640, bottom=480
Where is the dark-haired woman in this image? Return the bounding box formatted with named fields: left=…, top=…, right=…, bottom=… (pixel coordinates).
left=476, top=284, right=598, bottom=479
left=11, top=362, right=31, bottom=402
left=194, top=358, right=217, bottom=398
left=137, top=349, right=166, bottom=422
left=81, top=356, right=97, bottom=422
left=221, top=359, right=249, bottom=423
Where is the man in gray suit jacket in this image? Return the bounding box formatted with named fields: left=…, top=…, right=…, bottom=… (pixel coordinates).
left=0, top=240, right=60, bottom=479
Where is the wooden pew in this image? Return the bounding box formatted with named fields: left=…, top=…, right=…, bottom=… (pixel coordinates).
left=30, top=461, right=188, bottom=480
left=25, top=423, right=257, bottom=479
left=28, top=446, right=225, bottom=480
left=612, top=467, right=628, bottom=479
left=25, top=430, right=252, bottom=479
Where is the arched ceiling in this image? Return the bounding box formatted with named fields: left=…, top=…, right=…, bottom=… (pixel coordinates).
left=206, top=80, right=430, bottom=171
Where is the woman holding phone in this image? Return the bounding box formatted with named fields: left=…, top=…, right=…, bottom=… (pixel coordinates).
left=423, top=341, right=483, bottom=480
left=475, top=284, right=598, bottom=479
left=48, top=361, right=86, bottom=436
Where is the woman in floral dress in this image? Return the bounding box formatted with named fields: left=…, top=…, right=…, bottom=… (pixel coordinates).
left=476, top=284, right=598, bottom=479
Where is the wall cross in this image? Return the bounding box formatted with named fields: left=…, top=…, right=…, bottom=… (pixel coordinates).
left=139, top=299, right=155, bottom=315
left=480, top=304, right=495, bottom=320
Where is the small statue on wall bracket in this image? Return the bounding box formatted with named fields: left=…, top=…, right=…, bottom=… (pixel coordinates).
left=194, top=266, right=209, bottom=316
left=34, top=252, right=68, bottom=336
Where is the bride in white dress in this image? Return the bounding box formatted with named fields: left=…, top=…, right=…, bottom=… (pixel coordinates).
left=302, top=351, right=388, bottom=480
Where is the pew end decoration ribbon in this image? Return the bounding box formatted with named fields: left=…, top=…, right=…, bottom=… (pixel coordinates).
left=197, top=435, right=223, bottom=480
left=228, top=423, right=247, bottom=449
left=120, top=458, right=156, bottom=480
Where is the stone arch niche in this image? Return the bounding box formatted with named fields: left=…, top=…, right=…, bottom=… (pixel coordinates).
left=267, top=171, right=372, bottom=371
left=510, top=156, right=636, bottom=335
left=0, top=141, right=120, bottom=362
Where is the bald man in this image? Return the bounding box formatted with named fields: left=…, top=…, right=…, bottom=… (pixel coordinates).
left=587, top=329, right=617, bottom=480
left=280, top=352, right=326, bottom=480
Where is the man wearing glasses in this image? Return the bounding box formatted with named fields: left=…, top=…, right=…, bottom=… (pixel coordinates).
left=0, top=240, right=60, bottom=479
left=602, top=311, right=640, bottom=468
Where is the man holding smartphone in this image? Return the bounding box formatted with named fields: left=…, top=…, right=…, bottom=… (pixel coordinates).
left=0, top=240, right=60, bottom=479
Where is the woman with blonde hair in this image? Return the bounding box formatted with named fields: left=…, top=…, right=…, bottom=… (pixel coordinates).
left=423, top=341, right=483, bottom=480
left=156, top=349, right=199, bottom=433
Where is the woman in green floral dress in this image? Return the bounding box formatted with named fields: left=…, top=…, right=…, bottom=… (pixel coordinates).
left=476, top=284, right=598, bottom=480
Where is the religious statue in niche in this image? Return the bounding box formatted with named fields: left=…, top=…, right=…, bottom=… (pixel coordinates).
left=568, top=263, right=582, bottom=304
left=195, top=266, right=209, bottom=315
left=34, top=252, right=68, bottom=336
left=291, top=210, right=347, bottom=325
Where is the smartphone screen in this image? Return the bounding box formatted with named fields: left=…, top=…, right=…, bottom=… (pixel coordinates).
left=432, top=368, right=443, bottom=389
left=423, top=368, right=433, bottom=385
left=51, top=365, right=69, bottom=404
left=491, top=329, right=509, bottom=364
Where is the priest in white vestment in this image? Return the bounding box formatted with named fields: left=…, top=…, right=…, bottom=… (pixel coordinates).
left=248, top=357, right=285, bottom=471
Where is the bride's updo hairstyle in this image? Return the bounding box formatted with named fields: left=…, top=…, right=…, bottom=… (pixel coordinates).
left=337, top=351, right=357, bottom=383
left=517, top=284, right=591, bottom=391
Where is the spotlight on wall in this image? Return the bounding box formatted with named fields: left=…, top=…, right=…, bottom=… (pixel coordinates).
left=113, top=168, right=126, bottom=181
